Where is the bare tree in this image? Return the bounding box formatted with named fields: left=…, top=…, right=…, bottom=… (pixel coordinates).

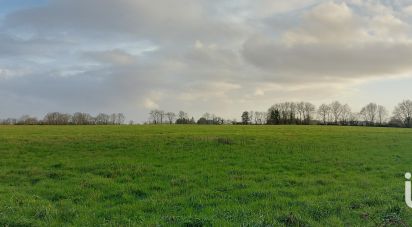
left=249, top=111, right=255, bottom=125
left=330, top=101, right=343, bottom=124
left=44, top=112, right=71, bottom=125
left=110, top=113, right=117, bottom=124
left=303, top=102, right=316, bottom=124
left=149, top=110, right=163, bottom=124
left=296, top=102, right=305, bottom=124
left=178, top=111, right=188, bottom=120
left=317, top=104, right=330, bottom=124
left=252, top=111, right=266, bottom=125
left=18, top=115, right=38, bottom=125
left=393, top=100, right=412, bottom=128
left=158, top=110, right=165, bottom=124
left=360, top=103, right=378, bottom=124
left=96, top=113, right=110, bottom=125
left=165, top=112, right=176, bottom=124
left=1, top=118, right=17, bottom=125
left=348, top=112, right=359, bottom=125
left=176, top=111, right=190, bottom=124
left=72, top=112, right=93, bottom=125
left=340, top=104, right=352, bottom=125
left=116, top=113, right=125, bottom=125
left=377, top=105, right=388, bottom=126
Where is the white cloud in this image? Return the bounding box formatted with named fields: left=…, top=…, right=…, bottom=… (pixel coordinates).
left=143, top=98, right=159, bottom=109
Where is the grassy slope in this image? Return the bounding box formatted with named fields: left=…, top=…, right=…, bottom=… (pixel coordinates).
left=0, top=125, right=412, bottom=226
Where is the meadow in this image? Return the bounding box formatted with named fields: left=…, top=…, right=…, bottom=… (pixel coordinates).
left=0, top=125, right=412, bottom=226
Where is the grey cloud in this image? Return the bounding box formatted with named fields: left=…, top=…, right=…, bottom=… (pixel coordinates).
left=243, top=1, right=412, bottom=83
left=1, top=1, right=412, bottom=121
left=243, top=37, right=412, bottom=80
left=85, top=49, right=137, bottom=66
left=4, top=0, right=244, bottom=45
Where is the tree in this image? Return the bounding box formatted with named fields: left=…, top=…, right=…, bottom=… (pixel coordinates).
left=393, top=100, right=412, bottom=128
left=317, top=104, right=330, bottom=125
left=254, top=111, right=266, bottom=125
left=268, top=102, right=296, bottom=124
left=303, top=102, right=316, bottom=124
left=149, top=110, right=163, bottom=124
left=165, top=112, right=176, bottom=124
left=360, top=103, right=378, bottom=124
left=110, top=113, right=117, bottom=124
left=116, top=113, right=125, bottom=125
left=248, top=111, right=254, bottom=124
left=96, top=113, right=110, bottom=125
left=296, top=102, right=305, bottom=124
left=44, top=112, right=71, bottom=125
left=241, top=111, right=250, bottom=125
left=158, top=110, right=165, bottom=124
left=197, top=117, right=208, bottom=124
left=340, top=104, right=352, bottom=125
left=18, top=115, right=38, bottom=125
left=176, top=111, right=190, bottom=124
left=72, top=112, right=92, bottom=125
left=330, top=101, right=343, bottom=124
left=377, top=105, right=388, bottom=126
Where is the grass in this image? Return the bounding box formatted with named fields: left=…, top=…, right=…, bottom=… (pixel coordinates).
left=0, top=125, right=412, bottom=226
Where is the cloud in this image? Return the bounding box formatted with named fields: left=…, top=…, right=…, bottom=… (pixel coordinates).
left=143, top=98, right=159, bottom=109
left=243, top=2, right=412, bottom=83
left=1, top=1, right=412, bottom=121
left=4, top=0, right=245, bottom=45
left=85, top=49, right=137, bottom=66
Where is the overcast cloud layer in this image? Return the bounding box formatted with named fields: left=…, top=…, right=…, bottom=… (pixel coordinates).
left=1, top=0, right=412, bottom=121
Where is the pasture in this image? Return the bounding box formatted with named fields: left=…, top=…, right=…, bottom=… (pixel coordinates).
left=0, top=125, right=411, bottom=226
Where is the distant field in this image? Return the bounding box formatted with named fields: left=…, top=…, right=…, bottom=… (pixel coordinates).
left=0, top=125, right=412, bottom=226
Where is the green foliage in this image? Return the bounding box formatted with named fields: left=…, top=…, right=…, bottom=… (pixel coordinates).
left=0, top=125, right=411, bottom=225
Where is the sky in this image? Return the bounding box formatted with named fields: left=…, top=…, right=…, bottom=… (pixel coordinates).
left=1, top=0, right=412, bottom=122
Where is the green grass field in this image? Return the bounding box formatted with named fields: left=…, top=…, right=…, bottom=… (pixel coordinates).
left=1, top=125, right=412, bottom=226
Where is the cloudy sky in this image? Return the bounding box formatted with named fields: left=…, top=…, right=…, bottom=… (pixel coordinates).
left=1, top=0, right=412, bottom=122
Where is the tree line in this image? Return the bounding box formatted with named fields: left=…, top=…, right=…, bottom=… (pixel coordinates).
left=1, top=99, right=411, bottom=127
left=0, top=112, right=126, bottom=125
left=148, top=100, right=412, bottom=128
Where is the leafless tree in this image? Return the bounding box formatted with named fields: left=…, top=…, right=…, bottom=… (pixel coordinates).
left=116, top=113, right=125, bottom=125
left=178, top=111, right=188, bottom=120
left=165, top=112, right=176, bottom=124
left=44, top=112, right=71, bottom=125
left=249, top=111, right=255, bottom=124
left=73, top=112, right=93, bottom=125
left=330, top=101, right=343, bottom=124
left=158, top=110, right=165, bottom=124
left=360, top=103, right=378, bottom=124
left=393, top=100, right=412, bottom=128
left=18, top=115, right=38, bottom=125
left=149, top=110, right=163, bottom=124
left=176, top=111, right=190, bottom=124
left=303, top=102, right=316, bottom=124
left=340, top=104, right=352, bottom=125
left=110, top=113, right=117, bottom=124
left=296, top=102, right=305, bottom=124
left=1, top=118, right=17, bottom=125
left=377, top=105, right=388, bottom=126
left=317, top=104, right=330, bottom=124
left=96, top=113, right=110, bottom=125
